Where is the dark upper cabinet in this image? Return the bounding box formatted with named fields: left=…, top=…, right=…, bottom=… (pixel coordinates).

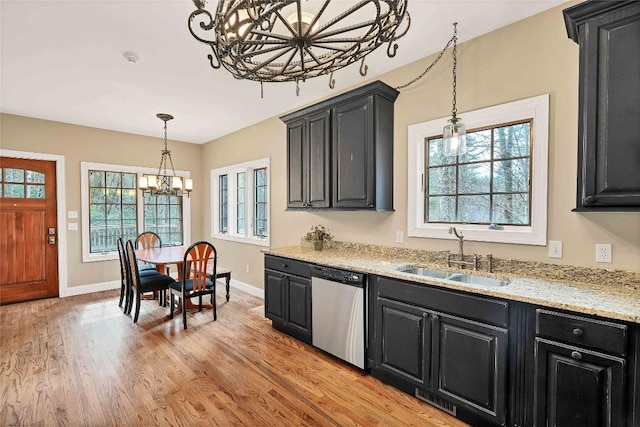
left=286, top=111, right=331, bottom=208
left=564, top=1, right=640, bottom=210
left=281, top=80, right=398, bottom=211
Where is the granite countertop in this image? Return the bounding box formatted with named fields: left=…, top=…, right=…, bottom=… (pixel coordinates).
left=265, top=245, right=640, bottom=324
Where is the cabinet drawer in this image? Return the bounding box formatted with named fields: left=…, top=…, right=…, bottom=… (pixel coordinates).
left=264, top=255, right=310, bottom=278
left=376, top=276, right=509, bottom=327
left=536, top=309, right=627, bottom=356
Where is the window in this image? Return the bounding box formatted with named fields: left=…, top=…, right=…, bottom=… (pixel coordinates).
left=426, top=120, right=531, bottom=225
left=211, top=158, right=270, bottom=246
left=219, top=175, right=228, bottom=233
left=81, top=162, right=191, bottom=262
left=88, top=170, right=138, bottom=253
left=254, top=167, right=267, bottom=238
left=407, top=95, right=549, bottom=245
left=143, top=193, right=183, bottom=246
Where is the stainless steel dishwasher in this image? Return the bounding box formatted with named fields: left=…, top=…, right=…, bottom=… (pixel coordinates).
left=310, top=265, right=366, bottom=369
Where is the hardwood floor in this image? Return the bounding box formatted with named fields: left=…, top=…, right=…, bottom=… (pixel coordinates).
left=0, top=288, right=468, bottom=426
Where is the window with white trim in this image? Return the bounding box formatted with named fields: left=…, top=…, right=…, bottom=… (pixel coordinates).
left=211, top=158, right=270, bottom=247
left=81, top=162, right=191, bottom=262
left=407, top=95, right=549, bottom=245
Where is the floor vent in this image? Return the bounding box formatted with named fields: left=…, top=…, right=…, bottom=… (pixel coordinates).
left=415, top=388, right=457, bottom=417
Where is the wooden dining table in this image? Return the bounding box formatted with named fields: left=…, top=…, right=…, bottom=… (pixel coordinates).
left=135, top=245, right=211, bottom=312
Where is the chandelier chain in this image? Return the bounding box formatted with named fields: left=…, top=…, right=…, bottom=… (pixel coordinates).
left=394, top=27, right=456, bottom=91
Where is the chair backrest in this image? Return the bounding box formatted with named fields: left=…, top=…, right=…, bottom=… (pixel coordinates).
left=126, top=240, right=141, bottom=290
left=117, top=237, right=129, bottom=286
left=136, top=231, right=161, bottom=249
left=184, top=241, right=217, bottom=293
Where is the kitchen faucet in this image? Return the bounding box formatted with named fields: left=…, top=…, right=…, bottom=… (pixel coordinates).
left=449, top=227, right=464, bottom=260
left=446, top=227, right=479, bottom=270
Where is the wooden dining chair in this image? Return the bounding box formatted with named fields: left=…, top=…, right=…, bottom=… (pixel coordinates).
left=117, top=237, right=162, bottom=312
left=169, top=241, right=218, bottom=330
left=125, top=240, right=176, bottom=323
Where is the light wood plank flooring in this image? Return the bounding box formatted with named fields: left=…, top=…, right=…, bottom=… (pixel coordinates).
left=1, top=288, right=468, bottom=426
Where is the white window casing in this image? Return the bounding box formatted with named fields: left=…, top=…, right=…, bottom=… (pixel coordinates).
left=210, top=157, right=270, bottom=247
left=407, top=94, right=549, bottom=246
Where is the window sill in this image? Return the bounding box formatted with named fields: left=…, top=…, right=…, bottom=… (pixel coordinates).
left=212, top=232, right=270, bottom=247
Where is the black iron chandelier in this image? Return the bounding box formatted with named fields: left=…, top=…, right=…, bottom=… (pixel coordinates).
left=188, top=0, right=410, bottom=94
left=138, top=114, right=193, bottom=198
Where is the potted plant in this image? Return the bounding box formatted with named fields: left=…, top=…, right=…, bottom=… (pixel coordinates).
left=304, top=224, right=333, bottom=251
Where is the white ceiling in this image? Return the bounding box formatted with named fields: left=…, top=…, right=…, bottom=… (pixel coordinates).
left=0, top=0, right=567, bottom=145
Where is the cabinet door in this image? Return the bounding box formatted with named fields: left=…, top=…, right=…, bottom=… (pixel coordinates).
left=287, top=119, right=306, bottom=208
left=286, top=275, right=312, bottom=340
left=572, top=3, right=640, bottom=208
left=332, top=96, right=375, bottom=209
left=534, top=338, right=626, bottom=427
left=264, top=269, right=286, bottom=322
left=374, top=297, right=431, bottom=388
left=307, top=110, right=331, bottom=208
left=432, top=313, right=507, bottom=425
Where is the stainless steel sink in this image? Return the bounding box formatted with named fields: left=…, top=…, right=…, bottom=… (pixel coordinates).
left=397, top=267, right=450, bottom=279
left=397, top=266, right=509, bottom=287
left=447, top=273, right=509, bottom=287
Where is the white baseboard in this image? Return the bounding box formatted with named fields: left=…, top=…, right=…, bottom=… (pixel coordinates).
left=228, top=278, right=264, bottom=299
left=58, top=278, right=264, bottom=300
left=60, top=280, right=120, bottom=297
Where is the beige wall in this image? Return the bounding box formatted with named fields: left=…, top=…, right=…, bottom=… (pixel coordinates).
left=0, top=114, right=204, bottom=288
left=1, top=2, right=638, bottom=294
left=202, top=1, right=639, bottom=289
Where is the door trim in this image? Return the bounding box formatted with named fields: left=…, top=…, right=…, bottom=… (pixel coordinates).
left=0, top=149, right=68, bottom=297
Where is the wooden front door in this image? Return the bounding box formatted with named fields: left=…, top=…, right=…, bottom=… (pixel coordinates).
left=0, top=157, right=59, bottom=304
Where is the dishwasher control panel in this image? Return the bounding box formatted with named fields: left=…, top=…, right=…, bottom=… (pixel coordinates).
left=310, top=265, right=365, bottom=285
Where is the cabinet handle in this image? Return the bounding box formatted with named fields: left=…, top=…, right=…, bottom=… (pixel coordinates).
left=282, top=264, right=288, bottom=269
left=571, top=351, right=582, bottom=360
left=572, top=328, right=583, bottom=337
left=584, top=196, right=596, bottom=204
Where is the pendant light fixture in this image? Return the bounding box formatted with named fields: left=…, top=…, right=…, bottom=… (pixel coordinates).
left=442, top=22, right=467, bottom=157
left=138, top=113, right=193, bottom=198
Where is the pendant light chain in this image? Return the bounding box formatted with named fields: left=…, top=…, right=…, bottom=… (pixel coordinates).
left=451, top=22, right=458, bottom=119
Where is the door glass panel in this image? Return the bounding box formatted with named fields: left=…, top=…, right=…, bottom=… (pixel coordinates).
left=5, top=184, right=25, bottom=198
left=5, top=168, right=25, bottom=183
left=26, top=170, right=45, bottom=184
left=27, top=185, right=45, bottom=198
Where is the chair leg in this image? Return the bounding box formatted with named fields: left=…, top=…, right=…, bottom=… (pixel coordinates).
left=169, top=292, right=174, bottom=319
left=125, top=289, right=133, bottom=315
left=182, top=294, right=188, bottom=330
left=213, top=286, right=217, bottom=321
left=119, top=282, right=125, bottom=307
left=134, top=292, right=141, bottom=323
left=199, top=295, right=203, bottom=312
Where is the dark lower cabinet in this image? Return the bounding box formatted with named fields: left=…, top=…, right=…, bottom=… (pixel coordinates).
left=371, top=275, right=508, bottom=426
left=264, top=256, right=312, bottom=344
left=433, top=313, right=507, bottom=425
left=375, top=297, right=431, bottom=389
left=534, top=338, right=626, bottom=427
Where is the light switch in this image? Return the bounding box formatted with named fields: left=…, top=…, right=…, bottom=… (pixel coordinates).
left=68, top=211, right=78, bottom=219
left=68, top=223, right=78, bottom=231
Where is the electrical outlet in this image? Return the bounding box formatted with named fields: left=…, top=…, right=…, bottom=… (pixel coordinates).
left=396, top=230, right=404, bottom=244
left=245, top=264, right=250, bottom=273
left=596, top=243, right=612, bottom=263
left=548, top=240, right=563, bottom=259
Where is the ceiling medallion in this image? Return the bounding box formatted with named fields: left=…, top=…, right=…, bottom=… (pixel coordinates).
left=188, top=0, right=411, bottom=95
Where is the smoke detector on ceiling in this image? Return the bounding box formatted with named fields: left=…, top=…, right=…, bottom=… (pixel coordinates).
left=122, top=51, right=140, bottom=63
